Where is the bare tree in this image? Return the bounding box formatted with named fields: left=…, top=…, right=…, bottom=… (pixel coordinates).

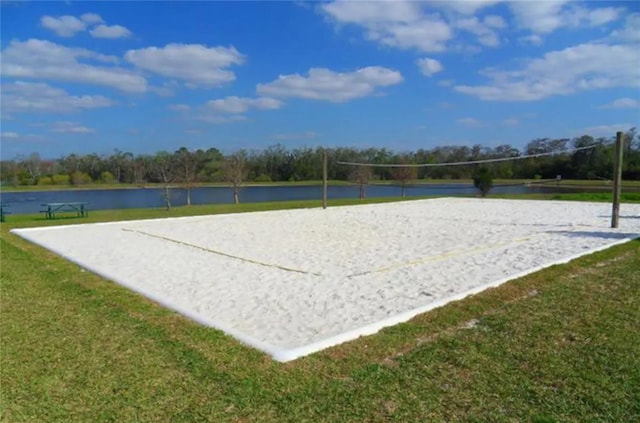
left=175, top=147, right=198, bottom=206
left=222, top=151, right=248, bottom=204
left=349, top=166, right=373, bottom=199
left=21, top=153, right=42, bottom=185
left=153, top=151, right=176, bottom=210
left=390, top=160, right=417, bottom=197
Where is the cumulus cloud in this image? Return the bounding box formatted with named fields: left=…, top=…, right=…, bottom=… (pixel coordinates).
left=598, top=98, right=640, bottom=109
left=429, top=0, right=500, bottom=15
left=40, top=13, right=132, bottom=39
left=51, top=121, right=95, bottom=134
left=457, top=117, right=486, bottom=127
left=611, top=13, right=640, bottom=43
left=125, top=44, right=245, bottom=87
left=518, top=34, right=543, bottom=46
left=455, top=14, right=505, bottom=47
left=90, top=24, right=132, bottom=39
left=1, top=39, right=147, bottom=93
left=169, top=104, right=191, bottom=112
left=80, top=13, right=104, bottom=25
left=416, top=57, right=443, bottom=77
left=171, top=97, right=281, bottom=125
left=257, top=66, right=403, bottom=102
left=580, top=123, right=635, bottom=136
left=454, top=43, right=639, bottom=101
left=40, top=15, right=87, bottom=37
left=320, top=1, right=452, bottom=52
left=1, top=132, right=20, bottom=139
left=2, top=81, right=114, bottom=113
left=509, top=1, right=623, bottom=35
left=206, top=96, right=283, bottom=114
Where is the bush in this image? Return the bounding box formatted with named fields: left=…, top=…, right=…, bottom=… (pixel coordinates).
left=473, top=167, right=493, bottom=197
left=52, top=174, right=71, bottom=185
left=71, top=171, right=92, bottom=185
left=38, top=176, right=54, bottom=185
left=254, top=173, right=272, bottom=183
left=100, top=171, right=115, bottom=184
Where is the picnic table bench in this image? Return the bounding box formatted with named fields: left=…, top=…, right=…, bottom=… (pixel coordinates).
left=0, top=203, right=10, bottom=222
left=41, top=202, right=89, bottom=219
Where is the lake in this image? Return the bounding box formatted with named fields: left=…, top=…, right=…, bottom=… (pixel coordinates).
left=0, top=183, right=594, bottom=215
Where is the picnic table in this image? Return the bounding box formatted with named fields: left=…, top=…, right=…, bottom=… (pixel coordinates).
left=0, top=203, right=10, bottom=222
left=41, top=202, right=89, bottom=219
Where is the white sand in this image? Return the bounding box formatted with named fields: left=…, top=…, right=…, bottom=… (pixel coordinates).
left=12, top=198, right=640, bottom=361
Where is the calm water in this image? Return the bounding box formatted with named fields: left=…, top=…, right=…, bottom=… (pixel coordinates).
left=0, top=183, right=592, bottom=215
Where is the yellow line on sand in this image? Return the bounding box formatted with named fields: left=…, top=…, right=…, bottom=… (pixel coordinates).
left=348, top=235, right=540, bottom=278
left=122, top=228, right=321, bottom=276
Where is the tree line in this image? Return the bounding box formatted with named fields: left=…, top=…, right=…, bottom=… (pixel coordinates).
left=2, top=129, right=638, bottom=202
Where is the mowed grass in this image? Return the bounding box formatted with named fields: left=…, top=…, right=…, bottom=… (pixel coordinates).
left=1, top=197, right=639, bottom=422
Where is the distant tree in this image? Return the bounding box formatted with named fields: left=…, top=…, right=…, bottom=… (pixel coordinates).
left=100, top=171, right=115, bottom=184
left=174, top=147, right=198, bottom=206
left=349, top=166, right=373, bottom=199
left=0, top=160, right=19, bottom=186
left=152, top=151, right=176, bottom=210
left=390, top=160, right=417, bottom=197
left=473, top=166, right=493, bottom=197
left=222, top=151, right=248, bottom=204
left=21, top=153, right=42, bottom=185
left=71, top=171, right=92, bottom=185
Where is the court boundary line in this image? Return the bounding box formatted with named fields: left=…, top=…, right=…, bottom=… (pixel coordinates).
left=121, top=228, right=322, bottom=276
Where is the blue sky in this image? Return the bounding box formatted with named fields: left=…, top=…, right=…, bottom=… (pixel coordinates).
left=1, top=0, right=639, bottom=159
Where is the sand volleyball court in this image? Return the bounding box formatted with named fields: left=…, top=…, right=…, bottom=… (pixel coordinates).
left=12, top=198, right=640, bottom=361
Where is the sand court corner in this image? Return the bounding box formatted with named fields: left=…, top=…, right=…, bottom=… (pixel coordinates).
left=11, top=198, right=640, bottom=362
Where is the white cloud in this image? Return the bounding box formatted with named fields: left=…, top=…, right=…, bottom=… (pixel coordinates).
left=429, top=0, right=500, bottom=15
left=40, top=13, right=112, bottom=37
left=598, top=98, right=640, bottom=109
left=169, top=104, right=191, bottom=112
left=457, top=117, right=486, bottom=127
left=518, top=34, right=543, bottom=46
left=455, top=15, right=505, bottom=47
left=1, top=132, right=20, bottom=139
left=581, top=123, right=635, bottom=136
left=320, top=1, right=452, bottom=52
left=90, top=24, right=132, bottom=39
left=125, top=44, right=244, bottom=87
left=40, top=15, right=87, bottom=37
left=611, top=13, right=640, bottom=43
left=510, top=1, right=623, bottom=35
left=172, top=97, right=280, bottom=125
left=270, top=131, right=318, bottom=141
left=502, top=118, right=519, bottom=126
left=586, top=7, right=622, bottom=26
left=321, top=1, right=420, bottom=25
left=417, top=57, right=443, bottom=77
left=81, top=13, right=104, bottom=24
left=206, top=96, right=283, bottom=114
left=2, top=81, right=114, bottom=113
left=1, top=39, right=147, bottom=93
left=51, top=121, right=95, bottom=134
left=257, top=66, right=403, bottom=102
left=437, top=79, right=454, bottom=87
left=454, top=43, right=640, bottom=101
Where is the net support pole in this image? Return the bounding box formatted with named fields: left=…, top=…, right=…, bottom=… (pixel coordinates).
left=611, top=131, right=624, bottom=228
left=322, top=150, right=328, bottom=209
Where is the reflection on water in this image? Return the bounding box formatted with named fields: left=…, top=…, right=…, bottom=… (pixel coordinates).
left=0, top=183, right=607, bottom=215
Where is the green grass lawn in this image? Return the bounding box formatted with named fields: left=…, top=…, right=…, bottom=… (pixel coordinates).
left=1, top=196, right=639, bottom=422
